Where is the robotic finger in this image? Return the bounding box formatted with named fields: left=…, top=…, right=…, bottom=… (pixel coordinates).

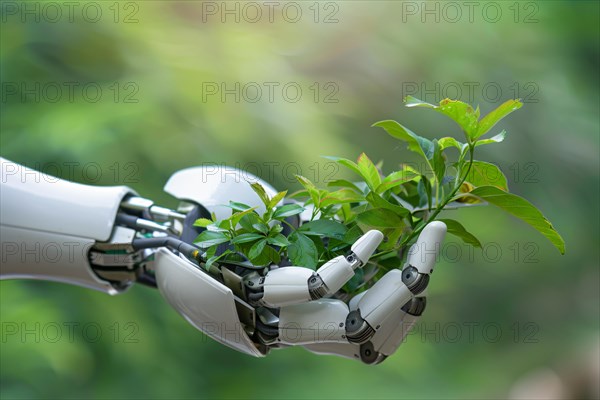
left=253, top=222, right=446, bottom=364
left=246, top=230, right=384, bottom=308
left=346, top=221, right=446, bottom=344
left=301, top=295, right=426, bottom=364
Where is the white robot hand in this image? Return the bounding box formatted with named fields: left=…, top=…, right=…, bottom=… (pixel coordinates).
left=0, top=157, right=446, bottom=364
left=253, top=222, right=446, bottom=364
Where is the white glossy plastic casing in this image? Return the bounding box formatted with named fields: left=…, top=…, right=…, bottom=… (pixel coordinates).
left=278, top=299, right=348, bottom=345
left=164, top=165, right=279, bottom=221
left=406, top=221, right=447, bottom=274
left=154, top=248, right=264, bottom=357
left=0, top=158, right=133, bottom=241
left=0, top=157, right=134, bottom=293
left=374, top=311, right=419, bottom=356
left=316, top=256, right=354, bottom=295
left=351, top=230, right=384, bottom=264
left=302, top=308, right=419, bottom=359
left=261, top=267, right=314, bottom=307
left=367, top=300, right=418, bottom=356
left=357, top=269, right=413, bottom=329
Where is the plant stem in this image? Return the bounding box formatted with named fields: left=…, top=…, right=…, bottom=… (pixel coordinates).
left=310, top=205, right=318, bottom=221
left=281, top=219, right=298, bottom=232
left=397, top=143, right=475, bottom=249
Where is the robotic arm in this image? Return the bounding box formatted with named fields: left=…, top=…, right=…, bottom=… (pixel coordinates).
left=0, top=157, right=446, bottom=364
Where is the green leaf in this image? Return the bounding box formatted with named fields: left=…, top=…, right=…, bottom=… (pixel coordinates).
left=465, top=161, right=508, bottom=191
left=194, top=231, right=230, bottom=248
left=193, top=218, right=213, bottom=228
left=476, top=99, right=523, bottom=139
left=269, top=224, right=283, bottom=235
left=437, top=98, right=480, bottom=139
left=205, top=245, right=217, bottom=259
left=357, top=208, right=404, bottom=228
left=263, top=245, right=281, bottom=265
left=273, top=204, right=305, bottom=219
left=475, top=130, right=506, bottom=147
left=307, top=234, right=326, bottom=256
left=357, top=152, right=382, bottom=191
left=204, top=256, right=219, bottom=271
left=241, top=240, right=279, bottom=266
left=267, top=233, right=290, bottom=247
left=327, top=179, right=362, bottom=193
left=432, top=139, right=446, bottom=184
left=296, top=175, right=320, bottom=207
left=438, top=219, right=482, bottom=248
left=208, top=223, right=230, bottom=233
left=204, top=249, right=232, bottom=271
left=216, top=219, right=232, bottom=231
left=250, top=182, right=271, bottom=208
left=231, top=233, right=264, bottom=244
left=248, top=239, right=267, bottom=260
left=322, top=156, right=362, bottom=177
left=405, top=96, right=480, bottom=140
left=470, top=186, right=565, bottom=254
left=372, top=120, right=434, bottom=169
left=230, top=207, right=259, bottom=227
left=239, top=212, right=260, bottom=232
left=320, top=189, right=365, bottom=207
left=376, top=167, right=419, bottom=194
left=252, top=222, right=269, bottom=235
left=417, top=175, right=432, bottom=209
left=288, top=189, right=309, bottom=199
left=288, top=232, right=318, bottom=269
left=299, top=219, right=348, bottom=239
left=404, top=95, right=436, bottom=108
left=438, top=136, right=464, bottom=151
left=227, top=201, right=253, bottom=212
left=342, top=225, right=363, bottom=244
left=268, top=190, right=287, bottom=210
left=378, top=228, right=403, bottom=251
left=366, top=192, right=409, bottom=217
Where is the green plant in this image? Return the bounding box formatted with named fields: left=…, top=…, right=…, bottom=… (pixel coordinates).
left=194, top=97, right=565, bottom=293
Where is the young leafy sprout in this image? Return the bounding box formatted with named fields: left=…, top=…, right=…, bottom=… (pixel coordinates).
left=193, top=183, right=305, bottom=270
left=194, top=97, right=564, bottom=295
left=372, top=96, right=564, bottom=254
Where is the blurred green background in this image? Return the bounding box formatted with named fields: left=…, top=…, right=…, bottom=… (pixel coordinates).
left=1, top=1, right=598, bottom=399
